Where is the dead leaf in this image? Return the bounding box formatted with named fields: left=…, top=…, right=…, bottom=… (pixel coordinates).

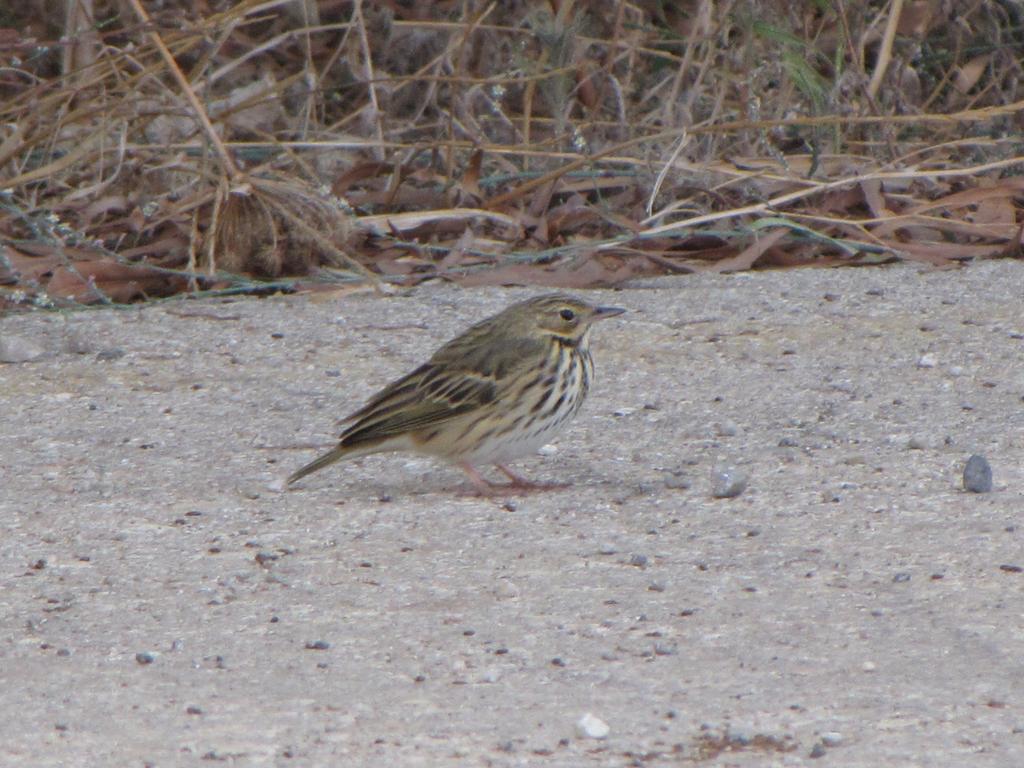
left=897, top=1, right=936, bottom=37
left=972, top=196, right=1015, bottom=227
left=575, top=61, right=599, bottom=110
left=702, top=228, right=789, bottom=273
left=455, top=252, right=657, bottom=288
left=953, top=54, right=992, bottom=94
left=460, top=150, right=484, bottom=200
left=860, top=179, right=892, bottom=218
left=882, top=240, right=1001, bottom=265
left=47, top=260, right=185, bottom=303
left=332, top=162, right=395, bottom=196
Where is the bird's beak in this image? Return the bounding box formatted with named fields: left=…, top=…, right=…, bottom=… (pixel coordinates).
left=592, top=306, right=625, bottom=321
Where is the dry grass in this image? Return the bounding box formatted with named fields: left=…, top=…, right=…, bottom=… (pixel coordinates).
left=1, top=0, right=1022, bottom=307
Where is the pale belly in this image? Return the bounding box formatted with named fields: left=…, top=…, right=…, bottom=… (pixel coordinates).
left=447, top=347, right=593, bottom=466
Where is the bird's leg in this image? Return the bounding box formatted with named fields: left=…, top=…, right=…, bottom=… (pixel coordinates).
left=457, top=462, right=570, bottom=496
left=458, top=462, right=500, bottom=496
left=495, top=464, right=535, bottom=486
left=495, top=464, right=570, bottom=491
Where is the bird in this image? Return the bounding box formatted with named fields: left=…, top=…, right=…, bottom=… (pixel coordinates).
left=287, top=293, right=625, bottom=495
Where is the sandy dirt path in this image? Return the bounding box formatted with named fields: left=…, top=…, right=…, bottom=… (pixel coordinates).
left=2, top=261, right=1023, bottom=766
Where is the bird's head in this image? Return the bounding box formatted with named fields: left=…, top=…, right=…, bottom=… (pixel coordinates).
left=518, top=294, right=625, bottom=344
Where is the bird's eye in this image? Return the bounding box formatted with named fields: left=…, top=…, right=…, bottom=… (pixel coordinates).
left=559, top=308, right=576, bottom=321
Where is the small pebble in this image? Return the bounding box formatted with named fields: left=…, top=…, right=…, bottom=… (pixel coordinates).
left=305, top=640, right=330, bottom=650
left=576, top=713, right=610, bottom=740
left=711, top=467, right=748, bottom=498
left=777, top=436, right=798, bottom=447
left=135, top=652, right=156, bottom=665
left=820, top=732, right=843, bottom=747
left=725, top=725, right=753, bottom=745
left=714, top=420, right=740, bottom=437
left=629, top=554, right=648, bottom=568
left=917, top=353, right=937, bottom=368
left=492, top=580, right=519, bottom=599
left=862, top=661, right=876, bottom=672
left=963, top=454, right=993, bottom=493
left=254, top=551, right=278, bottom=566
left=893, top=572, right=911, bottom=583
left=597, top=543, right=618, bottom=555
left=95, top=348, right=126, bottom=362
left=62, top=333, right=94, bottom=354
left=0, top=335, right=46, bottom=363
left=809, top=742, right=827, bottom=758
left=663, top=470, right=691, bottom=490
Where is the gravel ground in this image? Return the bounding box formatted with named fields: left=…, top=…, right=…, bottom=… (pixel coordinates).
left=2, top=261, right=1023, bottom=767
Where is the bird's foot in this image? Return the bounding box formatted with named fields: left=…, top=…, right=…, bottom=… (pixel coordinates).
left=454, top=463, right=570, bottom=496
left=495, top=463, right=570, bottom=491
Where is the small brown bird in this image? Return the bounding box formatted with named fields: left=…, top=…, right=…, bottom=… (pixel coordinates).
left=287, top=293, right=624, bottom=495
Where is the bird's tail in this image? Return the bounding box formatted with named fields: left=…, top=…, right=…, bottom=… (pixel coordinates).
left=287, top=445, right=349, bottom=486
left=287, top=436, right=396, bottom=486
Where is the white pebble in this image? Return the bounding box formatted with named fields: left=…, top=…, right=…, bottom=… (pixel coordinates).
left=917, top=353, right=937, bottom=368
left=820, top=732, right=843, bottom=747
left=491, top=580, right=519, bottom=599
left=576, top=712, right=610, bottom=740
left=862, top=661, right=876, bottom=672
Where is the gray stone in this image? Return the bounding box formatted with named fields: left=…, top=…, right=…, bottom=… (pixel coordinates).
left=963, top=454, right=993, bottom=493
left=711, top=467, right=748, bottom=498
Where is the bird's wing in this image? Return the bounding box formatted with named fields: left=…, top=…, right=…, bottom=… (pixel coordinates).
left=338, top=362, right=497, bottom=446
left=337, top=320, right=544, bottom=447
